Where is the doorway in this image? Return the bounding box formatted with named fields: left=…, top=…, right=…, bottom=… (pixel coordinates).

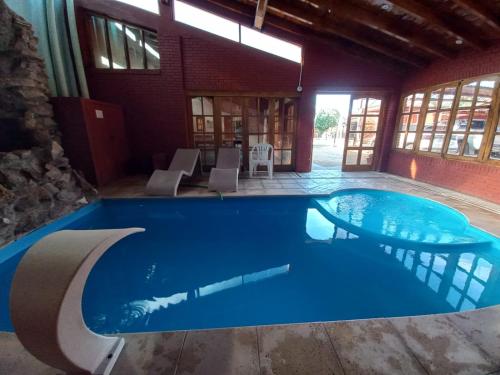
left=312, top=94, right=350, bottom=170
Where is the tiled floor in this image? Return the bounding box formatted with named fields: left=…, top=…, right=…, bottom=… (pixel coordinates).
left=2, top=171, right=500, bottom=374
left=3, top=308, right=500, bottom=374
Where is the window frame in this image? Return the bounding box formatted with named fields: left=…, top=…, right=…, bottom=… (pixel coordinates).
left=86, top=12, right=160, bottom=72
left=393, top=92, right=425, bottom=151
left=444, top=76, right=499, bottom=160
left=392, top=73, right=500, bottom=166
left=416, top=83, right=458, bottom=156
left=483, top=91, right=500, bottom=163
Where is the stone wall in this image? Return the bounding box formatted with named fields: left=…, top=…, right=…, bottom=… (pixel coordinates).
left=0, top=0, right=93, bottom=247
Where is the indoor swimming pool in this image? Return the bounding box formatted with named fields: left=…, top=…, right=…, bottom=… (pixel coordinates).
left=1, top=190, right=499, bottom=334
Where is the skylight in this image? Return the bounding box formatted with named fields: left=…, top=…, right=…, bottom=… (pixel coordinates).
left=174, top=1, right=240, bottom=42
left=173, top=0, right=302, bottom=63
left=240, top=26, right=302, bottom=63
left=113, top=0, right=160, bottom=14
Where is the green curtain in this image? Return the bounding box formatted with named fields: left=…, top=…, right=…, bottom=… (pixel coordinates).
left=5, top=0, right=87, bottom=97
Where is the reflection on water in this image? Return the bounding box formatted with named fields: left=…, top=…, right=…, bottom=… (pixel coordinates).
left=314, top=190, right=488, bottom=245
left=306, top=206, right=497, bottom=314
left=1, top=195, right=499, bottom=334
left=199, top=264, right=290, bottom=297
left=97, top=264, right=290, bottom=332
left=306, top=208, right=335, bottom=242
left=381, top=245, right=493, bottom=312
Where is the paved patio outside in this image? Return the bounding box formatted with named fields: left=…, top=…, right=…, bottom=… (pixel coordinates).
left=311, top=138, right=344, bottom=170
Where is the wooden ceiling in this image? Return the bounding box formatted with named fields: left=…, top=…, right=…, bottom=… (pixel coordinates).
left=195, top=0, right=500, bottom=70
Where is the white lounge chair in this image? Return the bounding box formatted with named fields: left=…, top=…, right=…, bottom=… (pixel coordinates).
left=249, top=143, right=273, bottom=179
left=146, top=148, right=200, bottom=196
left=208, top=148, right=240, bottom=193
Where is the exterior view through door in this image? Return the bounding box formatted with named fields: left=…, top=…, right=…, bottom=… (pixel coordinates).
left=312, top=94, right=350, bottom=170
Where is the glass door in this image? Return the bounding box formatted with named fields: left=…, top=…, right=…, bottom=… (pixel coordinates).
left=191, top=97, right=216, bottom=169
left=215, top=97, right=244, bottom=169
left=189, top=95, right=298, bottom=171
left=342, top=95, right=384, bottom=171
left=274, top=98, right=296, bottom=170
left=245, top=97, right=271, bottom=170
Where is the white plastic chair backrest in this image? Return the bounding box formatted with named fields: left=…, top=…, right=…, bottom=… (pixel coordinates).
left=251, top=144, right=273, bottom=161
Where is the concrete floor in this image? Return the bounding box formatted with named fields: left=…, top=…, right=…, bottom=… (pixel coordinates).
left=2, top=171, right=500, bottom=374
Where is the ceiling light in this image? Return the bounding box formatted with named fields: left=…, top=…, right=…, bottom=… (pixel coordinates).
left=455, top=39, right=463, bottom=45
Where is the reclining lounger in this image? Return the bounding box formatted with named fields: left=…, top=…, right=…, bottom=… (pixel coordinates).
left=146, top=148, right=200, bottom=196
left=208, top=148, right=240, bottom=193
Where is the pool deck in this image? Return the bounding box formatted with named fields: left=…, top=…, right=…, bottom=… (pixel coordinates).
left=2, top=171, right=500, bottom=374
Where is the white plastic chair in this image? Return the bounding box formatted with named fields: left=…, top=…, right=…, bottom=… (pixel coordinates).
left=249, top=143, right=273, bottom=179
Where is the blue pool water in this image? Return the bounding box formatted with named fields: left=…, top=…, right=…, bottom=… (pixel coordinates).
left=315, top=190, right=492, bottom=247
left=1, top=189, right=499, bottom=334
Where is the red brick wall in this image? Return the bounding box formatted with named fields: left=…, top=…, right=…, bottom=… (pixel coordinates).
left=386, top=43, right=500, bottom=203
left=402, top=43, right=500, bottom=91
left=387, top=151, right=500, bottom=204
left=74, top=0, right=402, bottom=172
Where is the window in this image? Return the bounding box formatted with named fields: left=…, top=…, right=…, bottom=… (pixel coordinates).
left=446, top=78, right=496, bottom=157
left=418, top=86, right=456, bottom=153
left=89, top=15, right=160, bottom=70
left=173, top=0, right=302, bottom=63
left=240, top=26, right=302, bottom=63
left=144, top=30, right=161, bottom=69
left=489, top=114, right=500, bottom=160
left=393, top=73, right=500, bottom=164
left=394, top=93, right=424, bottom=150
left=174, top=0, right=239, bottom=42
left=89, top=16, right=109, bottom=68
left=113, top=0, right=159, bottom=14
left=107, top=21, right=127, bottom=69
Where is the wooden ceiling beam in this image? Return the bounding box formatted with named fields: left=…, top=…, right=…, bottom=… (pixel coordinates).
left=263, top=0, right=427, bottom=66
left=386, top=0, right=489, bottom=49
left=254, top=0, right=268, bottom=29
left=191, top=0, right=306, bottom=36
left=452, top=0, right=500, bottom=32
left=290, top=0, right=454, bottom=59
left=184, top=0, right=422, bottom=70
